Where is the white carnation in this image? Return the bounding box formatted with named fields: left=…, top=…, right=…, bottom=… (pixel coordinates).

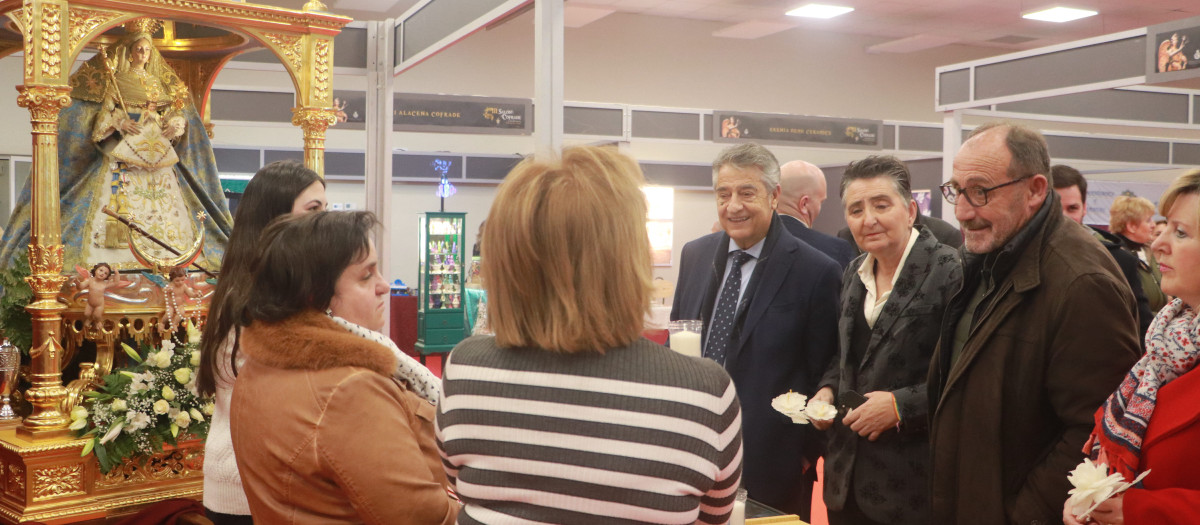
left=771, top=391, right=811, bottom=425
left=804, top=399, right=838, bottom=422
left=1066, top=459, right=1124, bottom=518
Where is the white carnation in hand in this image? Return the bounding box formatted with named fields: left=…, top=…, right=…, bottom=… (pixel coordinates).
left=771, top=391, right=811, bottom=424
left=1066, top=459, right=1124, bottom=517
left=804, top=399, right=837, bottom=422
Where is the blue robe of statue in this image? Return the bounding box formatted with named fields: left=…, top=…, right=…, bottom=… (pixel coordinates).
left=0, top=34, right=232, bottom=280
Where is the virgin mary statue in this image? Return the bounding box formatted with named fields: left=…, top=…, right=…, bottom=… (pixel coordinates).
left=0, top=18, right=232, bottom=273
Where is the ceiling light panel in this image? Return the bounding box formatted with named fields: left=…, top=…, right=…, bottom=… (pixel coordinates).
left=786, top=4, right=855, bottom=19
left=1022, top=6, right=1098, bottom=23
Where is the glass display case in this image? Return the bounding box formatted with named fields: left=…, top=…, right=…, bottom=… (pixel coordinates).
left=415, top=212, right=467, bottom=357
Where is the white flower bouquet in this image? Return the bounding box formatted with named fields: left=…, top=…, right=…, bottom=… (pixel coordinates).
left=71, top=322, right=213, bottom=473
left=771, top=391, right=837, bottom=425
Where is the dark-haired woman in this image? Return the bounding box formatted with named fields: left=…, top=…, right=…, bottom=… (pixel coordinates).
left=196, top=160, right=327, bottom=524
left=231, top=211, right=457, bottom=524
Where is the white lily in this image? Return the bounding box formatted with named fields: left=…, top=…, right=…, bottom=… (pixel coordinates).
left=99, top=421, right=125, bottom=445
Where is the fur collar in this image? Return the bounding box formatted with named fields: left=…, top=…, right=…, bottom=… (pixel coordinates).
left=240, top=310, right=397, bottom=377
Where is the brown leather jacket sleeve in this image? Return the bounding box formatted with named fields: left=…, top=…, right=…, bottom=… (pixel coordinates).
left=318, top=370, right=459, bottom=525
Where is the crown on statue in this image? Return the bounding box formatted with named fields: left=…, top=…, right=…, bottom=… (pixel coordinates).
left=125, top=18, right=162, bottom=37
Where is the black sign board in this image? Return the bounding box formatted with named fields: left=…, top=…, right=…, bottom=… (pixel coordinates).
left=1147, top=16, right=1200, bottom=84
left=394, top=93, right=532, bottom=135
left=713, top=111, right=881, bottom=149
left=1152, top=28, right=1200, bottom=74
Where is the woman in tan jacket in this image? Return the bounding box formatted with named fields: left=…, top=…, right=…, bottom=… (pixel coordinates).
left=229, top=211, right=456, bottom=524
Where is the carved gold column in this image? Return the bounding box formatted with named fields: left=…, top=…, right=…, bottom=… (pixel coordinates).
left=17, top=84, right=72, bottom=439
left=293, top=27, right=335, bottom=178
left=12, top=0, right=74, bottom=439
left=291, top=107, right=337, bottom=177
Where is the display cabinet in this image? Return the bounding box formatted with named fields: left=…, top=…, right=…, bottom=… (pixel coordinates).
left=415, top=212, right=467, bottom=358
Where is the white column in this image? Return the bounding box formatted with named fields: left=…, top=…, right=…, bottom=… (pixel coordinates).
left=534, top=0, right=565, bottom=156
left=367, top=20, right=396, bottom=331
left=941, top=110, right=962, bottom=226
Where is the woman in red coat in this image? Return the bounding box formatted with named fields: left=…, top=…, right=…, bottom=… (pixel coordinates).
left=1065, top=169, right=1200, bottom=525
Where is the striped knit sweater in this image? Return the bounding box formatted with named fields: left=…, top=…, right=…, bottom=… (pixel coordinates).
left=436, top=336, right=743, bottom=525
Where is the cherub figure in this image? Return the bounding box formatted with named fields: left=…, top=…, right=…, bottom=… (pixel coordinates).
left=160, top=266, right=200, bottom=332
left=332, top=97, right=349, bottom=124
left=74, top=262, right=131, bottom=330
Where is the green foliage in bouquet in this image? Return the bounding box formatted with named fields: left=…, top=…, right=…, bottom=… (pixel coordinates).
left=71, top=323, right=213, bottom=473
left=0, top=252, right=33, bottom=353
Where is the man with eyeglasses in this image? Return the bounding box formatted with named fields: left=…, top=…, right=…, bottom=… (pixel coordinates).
left=927, top=122, right=1140, bottom=525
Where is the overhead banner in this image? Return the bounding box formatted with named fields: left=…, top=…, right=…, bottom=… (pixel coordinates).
left=394, top=93, right=532, bottom=135
left=1084, top=181, right=1171, bottom=226
left=1147, top=16, right=1200, bottom=83
left=713, top=111, right=882, bottom=149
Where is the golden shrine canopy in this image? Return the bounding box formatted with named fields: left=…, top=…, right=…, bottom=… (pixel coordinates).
left=0, top=1, right=349, bottom=522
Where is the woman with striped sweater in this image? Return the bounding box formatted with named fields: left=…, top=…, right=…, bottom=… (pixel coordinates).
left=436, top=146, right=743, bottom=525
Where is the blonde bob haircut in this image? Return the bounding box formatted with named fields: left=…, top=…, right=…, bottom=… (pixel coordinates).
left=1109, top=195, right=1156, bottom=234
left=482, top=146, right=652, bottom=353
left=1158, top=169, right=1200, bottom=227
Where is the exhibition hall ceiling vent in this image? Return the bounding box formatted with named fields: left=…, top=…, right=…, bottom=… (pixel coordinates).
left=867, top=34, right=960, bottom=54
left=987, top=35, right=1039, bottom=45
left=256, top=0, right=1199, bottom=52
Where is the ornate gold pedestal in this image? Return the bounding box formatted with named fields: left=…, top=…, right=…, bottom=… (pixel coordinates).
left=0, top=0, right=351, bottom=522
left=0, top=431, right=203, bottom=524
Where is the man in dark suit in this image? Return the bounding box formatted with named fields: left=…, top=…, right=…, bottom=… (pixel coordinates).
left=779, top=160, right=856, bottom=268
left=671, top=143, right=841, bottom=519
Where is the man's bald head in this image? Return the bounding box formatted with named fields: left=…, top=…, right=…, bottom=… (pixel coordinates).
left=779, top=160, right=827, bottom=226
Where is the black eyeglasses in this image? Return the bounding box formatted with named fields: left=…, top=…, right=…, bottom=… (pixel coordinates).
left=940, top=176, right=1030, bottom=207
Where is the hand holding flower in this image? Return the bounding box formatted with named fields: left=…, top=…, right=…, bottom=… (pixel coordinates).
left=808, top=388, right=837, bottom=431
left=1085, top=493, right=1124, bottom=525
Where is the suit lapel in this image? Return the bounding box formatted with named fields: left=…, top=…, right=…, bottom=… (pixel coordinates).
left=699, top=233, right=730, bottom=347
left=840, top=273, right=866, bottom=375
left=729, top=230, right=796, bottom=365
left=935, top=207, right=1051, bottom=411
left=939, top=280, right=1020, bottom=405
left=861, top=230, right=934, bottom=371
